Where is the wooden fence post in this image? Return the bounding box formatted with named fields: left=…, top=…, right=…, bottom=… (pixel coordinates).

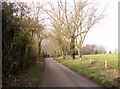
left=105, top=59, right=108, bottom=69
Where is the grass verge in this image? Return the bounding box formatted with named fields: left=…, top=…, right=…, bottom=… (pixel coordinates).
left=55, top=54, right=119, bottom=88
left=20, top=62, right=45, bottom=87
left=3, top=61, right=45, bottom=87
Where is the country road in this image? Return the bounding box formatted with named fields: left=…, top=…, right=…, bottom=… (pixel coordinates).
left=39, top=58, right=103, bottom=88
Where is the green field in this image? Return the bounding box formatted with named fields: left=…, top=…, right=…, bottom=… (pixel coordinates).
left=82, top=53, right=118, bottom=69
left=55, top=53, right=119, bottom=88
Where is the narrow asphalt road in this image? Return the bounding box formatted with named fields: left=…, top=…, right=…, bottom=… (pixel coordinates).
left=39, top=58, right=103, bottom=88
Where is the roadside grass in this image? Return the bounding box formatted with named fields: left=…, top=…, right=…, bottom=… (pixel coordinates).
left=55, top=53, right=119, bottom=88
left=20, top=61, right=45, bottom=87
left=3, top=61, right=45, bottom=87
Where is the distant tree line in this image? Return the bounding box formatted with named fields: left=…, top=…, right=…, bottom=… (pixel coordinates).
left=81, top=44, right=106, bottom=55
left=2, top=2, right=45, bottom=79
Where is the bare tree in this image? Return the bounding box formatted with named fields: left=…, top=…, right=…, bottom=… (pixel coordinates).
left=17, top=2, right=46, bottom=61
left=73, top=0, right=105, bottom=60
left=32, top=3, right=46, bottom=61
left=43, top=0, right=105, bottom=60
left=42, top=1, right=70, bottom=59
left=57, top=0, right=105, bottom=60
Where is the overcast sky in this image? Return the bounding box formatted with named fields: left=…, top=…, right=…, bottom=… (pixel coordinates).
left=83, top=0, right=119, bottom=52
left=9, top=0, right=119, bottom=52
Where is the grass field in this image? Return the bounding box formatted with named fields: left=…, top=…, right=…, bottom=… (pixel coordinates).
left=55, top=53, right=119, bottom=88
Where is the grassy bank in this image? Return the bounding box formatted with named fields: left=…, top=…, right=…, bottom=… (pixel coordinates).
left=3, top=61, right=45, bottom=87
left=55, top=54, right=119, bottom=88
left=20, top=61, right=45, bottom=87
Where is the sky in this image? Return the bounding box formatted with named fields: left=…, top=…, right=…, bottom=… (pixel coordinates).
left=8, top=0, right=119, bottom=52
left=83, top=0, right=119, bottom=52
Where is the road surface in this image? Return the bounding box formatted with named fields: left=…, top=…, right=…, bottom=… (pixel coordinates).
left=39, top=58, right=103, bottom=88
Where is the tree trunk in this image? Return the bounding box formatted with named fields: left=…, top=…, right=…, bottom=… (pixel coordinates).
left=70, top=36, right=75, bottom=59
left=38, top=38, right=42, bottom=61
left=38, top=41, right=41, bottom=59
left=61, top=48, right=65, bottom=59
left=78, top=48, right=82, bottom=61
left=58, top=49, right=62, bottom=56
left=65, top=50, right=68, bottom=58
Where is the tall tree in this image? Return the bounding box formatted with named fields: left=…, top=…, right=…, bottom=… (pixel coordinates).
left=57, top=0, right=105, bottom=60
left=43, top=1, right=70, bottom=59
left=2, top=2, right=45, bottom=79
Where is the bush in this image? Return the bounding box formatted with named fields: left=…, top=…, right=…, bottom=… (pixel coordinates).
left=2, top=2, right=37, bottom=78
